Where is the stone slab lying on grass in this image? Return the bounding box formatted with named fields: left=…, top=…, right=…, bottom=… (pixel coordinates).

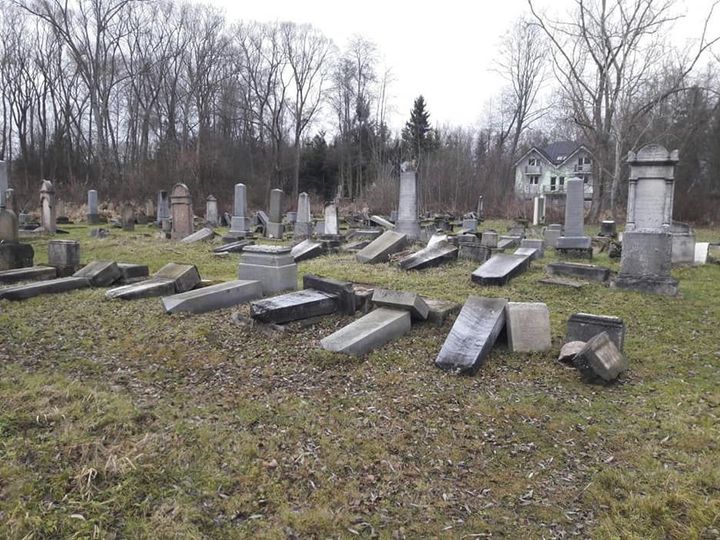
left=106, top=278, right=176, bottom=300
left=398, top=240, right=458, bottom=270
left=73, top=260, right=122, bottom=287
left=154, top=263, right=201, bottom=293
left=356, top=230, right=408, bottom=264
left=251, top=289, right=338, bottom=324
left=291, top=239, right=324, bottom=262
left=0, top=266, right=56, bottom=284
left=371, top=288, right=429, bottom=320
left=538, top=277, right=585, bottom=289
left=303, top=274, right=356, bottom=315
left=370, top=215, right=395, bottom=230
left=180, top=227, right=215, bottom=243
left=514, top=247, right=539, bottom=260
left=567, top=312, right=626, bottom=351
left=163, top=279, right=262, bottom=314
left=497, top=236, right=521, bottom=250
left=320, top=307, right=411, bottom=356
left=213, top=239, right=254, bottom=253
left=117, top=263, right=149, bottom=283
left=435, top=296, right=507, bottom=375
left=0, top=276, right=91, bottom=300
left=520, top=238, right=544, bottom=258
left=505, top=302, right=551, bottom=353
left=546, top=262, right=610, bottom=282
left=573, top=332, right=627, bottom=383
left=471, top=254, right=531, bottom=286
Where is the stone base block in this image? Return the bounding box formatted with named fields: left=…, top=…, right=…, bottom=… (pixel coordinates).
left=266, top=221, right=284, bottom=239
left=613, top=275, right=678, bottom=296
left=238, top=246, right=297, bottom=294
left=556, top=247, right=593, bottom=259
left=0, top=242, right=34, bottom=271
left=87, top=213, right=101, bottom=225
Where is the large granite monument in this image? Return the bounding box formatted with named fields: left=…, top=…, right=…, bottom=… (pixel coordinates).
left=229, top=183, right=251, bottom=235
left=395, top=166, right=420, bottom=241
left=556, top=178, right=591, bottom=257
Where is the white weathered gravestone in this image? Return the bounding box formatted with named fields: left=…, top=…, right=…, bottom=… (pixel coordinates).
left=615, top=144, right=679, bottom=295
left=121, top=204, right=135, bottom=231
left=229, top=183, right=251, bottom=235
left=87, top=190, right=100, bottom=224
left=40, top=180, right=56, bottom=233
left=170, top=183, right=193, bottom=240
left=156, top=190, right=170, bottom=225
left=556, top=178, right=591, bottom=256
left=395, top=169, right=420, bottom=241
left=324, top=203, right=339, bottom=235
left=4, top=188, right=15, bottom=214
left=294, top=192, right=313, bottom=238
left=532, top=196, right=545, bottom=226
left=205, top=195, right=218, bottom=226
left=266, top=189, right=284, bottom=238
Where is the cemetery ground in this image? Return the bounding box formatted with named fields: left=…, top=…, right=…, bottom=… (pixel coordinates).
left=1, top=222, right=718, bottom=539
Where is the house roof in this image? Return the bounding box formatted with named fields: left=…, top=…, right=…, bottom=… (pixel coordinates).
left=514, top=141, right=592, bottom=167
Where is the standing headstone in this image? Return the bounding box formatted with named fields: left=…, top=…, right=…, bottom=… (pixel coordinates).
left=476, top=195, right=484, bottom=221
left=556, top=178, right=591, bottom=256
left=48, top=239, right=81, bottom=276
left=170, top=183, right=193, bottom=240
left=694, top=242, right=709, bottom=265
left=532, top=196, right=545, bottom=226
left=229, top=183, right=251, bottom=235
left=205, top=195, right=218, bottom=226
left=324, top=203, right=339, bottom=235
left=566, top=312, right=625, bottom=351
left=615, top=144, right=679, bottom=295
left=481, top=231, right=498, bottom=248
left=87, top=190, right=100, bottom=224
left=295, top=192, right=313, bottom=238
left=543, top=224, right=562, bottom=249
left=156, top=190, right=170, bottom=225
left=40, top=180, right=56, bottom=233
left=505, top=302, right=551, bottom=353
left=0, top=160, right=7, bottom=208
left=0, top=208, right=18, bottom=242
left=266, top=188, right=284, bottom=239
left=145, top=199, right=155, bottom=222
left=121, top=204, right=135, bottom=231
left=4, top=188, right=15, bottom=215
left=395, top=169, right=420, bottom=240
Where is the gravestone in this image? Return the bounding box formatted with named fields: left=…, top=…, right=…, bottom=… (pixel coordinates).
left=371, top=289, right=429, bottom=320
left=302, top=274, right=356, bottom=315
left=229, top=183, right=251, bottom=235
left=566, top=312, right=625, bottom=351
left=573, top=332, right=627, bottom=383
left=0, top=266, right=56, bottom=284
left=370, top=215, right=395, bottom=230
left=291, top=239, right=323, bottom=262
left=320, top=308, right=411, bottom=356
left=471, top=254, right=531, bottom=286
left=694, top=242, right=709, bottom=265
left=543, top=224, right=562, bottom=248
left=398, top=240, right=458, bottom=270
left=213, top=239, right=254, bottom=254
left=48, top=240, right=80, bottom=276
left=556, top=178, right=591, bottom=256
left=106, top=263, right=200, bottom=300
left=163, top=280, right=262, bottom=315
left=295, top=192, right=313, bottom=238
left=205, top=195, right=218, bottom=226
left=40, top=180, right=56, bottom=233
left=476, top=195, right=484, bottom=220
left=0, top=276, right=91, bottom=301
left=237, top=245, right=296, bottom=294
left=599, top=220, right=617, bottom=237
left=145, top=199, right=155, bottom=222
left=0, top=242, right=33, bottom=271
left=180, top=227, right=214, bottom=243
left=324, top=204, right=338, bottom=235
left=73, top=260, right=122, bottom=287
left=4, top=189, right=15, bottom=214
left=671, top=230, right=695, bottom=264
left=0, top=208, right=18, bottom=242
left=121, top=204, right=135, bottom=231
left=615, top=144, right=679, bottom=295
left=546, top=262, right=610, bottom=282
left=356, top=230, right=407, bottom=264
left=520, top=238, right=544, bottom=259
left=266, top=188, right=284, bottom=238
left=505, top=302, right=551, bottom=353
left=462, top=217, right=478, bottom=232
left=0, top=160, right=7, bottom=208
left=481, top=231, right=498, bottom=248
left=117, top=263, right=149, bottom=283
left=156, top=190, right=170, bottom=225
left=395, top=170, right=421, bottom=240
left=435, top=296, right=507, bottom=375
left=170, top=183, right=193, bottom=240
left=87, top=190, right=100, bottom=224
left=532, top=196, right=545, bottom=226
left=251, top=289, right=338, bottom=324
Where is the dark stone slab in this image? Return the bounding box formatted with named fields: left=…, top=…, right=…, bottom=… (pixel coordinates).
left=0, top=276, right=91, bottom=301
left=458, top=243, right=491, bottom=263
left=0, top=242, right=34, bottom=271
left=538, top=277, right=585, bottom=289
left=117, top=263, right=150, bottom=282
left=398, top=241, right=458, bottom=270
left=356, top=230, right=407, bottom=264
left=0, top=266, right=56, bottom=284
left=546, top=262, right=610, bottom=282
left=73, top=260, right=122, bottom=287
left=567, top=312, right=626, bottom=351
left=371, top=288, right=429, bottom=320
left=291, top=239, right=324, bottom=262
left=435, top=296, right=508, bottom=375
left=303, top=274, right=356, bottom=315
left=250, top=289, right=338, bottom=324
left=573, top=332, right=627, bottom=383
left=213, top=239, right=255, bottom=253
left=105, top=278, right=176, bottom=300
left=471, top=254, right=531, bottom=286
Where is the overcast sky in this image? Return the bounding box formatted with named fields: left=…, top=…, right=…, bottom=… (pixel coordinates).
left=210, top=0, right=717, bottom=131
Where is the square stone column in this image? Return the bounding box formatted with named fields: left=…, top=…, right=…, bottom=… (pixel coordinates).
left=266, top=188, right=284, bottom=239
left=395, top=170, right=420, bottom=241
left=87, top=190, right=100, bottom=224
left=229, top=183, right=251, bottom=234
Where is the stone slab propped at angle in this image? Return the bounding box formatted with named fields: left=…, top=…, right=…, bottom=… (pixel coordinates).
left=163, top=279, right=262, bottom=314
left=0, top=276, right=91, bottom=301
left=320, top=307, right=411, bottom=356
left=355, top=230, right=407, bottom=264
left=471, top=254, right=531, bottom=286
left=0, top=266, right=56, bottom=285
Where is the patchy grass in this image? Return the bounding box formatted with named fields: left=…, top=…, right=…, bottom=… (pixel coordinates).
left=0, top=222, right=719, bottom=538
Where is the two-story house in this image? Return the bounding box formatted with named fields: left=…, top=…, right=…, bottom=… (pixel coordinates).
left=514, top=141, right=593, bottom=200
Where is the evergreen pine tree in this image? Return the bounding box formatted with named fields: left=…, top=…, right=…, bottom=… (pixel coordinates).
left=402, top=95, right=436, bottom=162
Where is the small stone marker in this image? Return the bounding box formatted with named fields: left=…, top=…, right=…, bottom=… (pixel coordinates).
left=422, top=297, right=461, bottom=326
left=573, top=332, right=627, bottom=383
left=694, top=242, right=709, bottom=265
left=0, top=276, right=91, bottom=301
left=155, top=262, right=201, bottom=293
left=291, top=239, right=323, bottom=262
left=251, top=289, right=338, bottom=324
left=471, top=254, right=531, bottom=286
left=163, top=279, right=262, bottom=314
left=180, top=227, right=215, bottom=244
left=399, top=240, right=458, bottom=270
left=435, top=296, right=508, bottom=375
left=371, top=288, right=429, bottom=320
left=0, top=266, right=56, bottom=284
left=324, top=204, right=339, bottom=235
left=514, top=247, right=538, bottom=260
left=48, top=240, right=80, bottom=277
left=117, top=263, right=149, bottom=283
left=505, top=302, right=551, bottom=353
left=106, top=263, right=199, bottom=299
left=213, top=239, right=254, bottom=254
left=39, top=180, right=56, bottom=233
left=520, top=238, right=544, bottom=258
left=73, top=260, right=122, bottom=286
left=156, top=190, right=170, bottom=225
left=120, top=204, right=135, bottom=231
left=546, top=262, right=610, bottom=282
left=558, top=341, right=586, bottom=364
left=356, top=230, right=407, bottom=264
left=170, top=183, right=193, bottom=240
left=481, top=231, right=498, bottom=248
left=600, top=220, right=617, bottom=237
left=303, top=274, right=356, bottom=315
left=87, top=190, right=100, bottom=224
left=567, top=312, right=626, bottom=351
left=238, top=245, right=297, bottom=294
left=671, top=231, right=695, bottom=264
left=0, top=243, right=34, bottom=271
left=543, top=224, right=562, bottom=248
left=320, top=308, right=411, bottom=356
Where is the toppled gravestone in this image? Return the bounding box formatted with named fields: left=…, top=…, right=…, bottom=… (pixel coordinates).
left=72, top=260, right=122, bottom=287
left=398, top=240, right=457, bottom=270
left=356, top=230, right=407, bottom=264
left=251, top=288, right=338, bottom=324
left=302, top=274, right=356, bottom=315
left=0, top=276, right=91, bottom=301
left=0, top=266, right=56, bottom=285
left=320, top=307, right=411, bottom=356
left=566, top=312, right=625, bottom=351
left=106, top=263, right=200, bottom=300
left=163, top=279, right=262, bottom=314
left=546, top=262, right=610, bottom=283
left=471, top=254, right=531, bottom=286
left=371, top=288, right=429, bottom=320
left=435, top=296, right=507, bottom=375
left=291, top=239, right=324, bottom=262
left=573, top=332, right=627, bottom=383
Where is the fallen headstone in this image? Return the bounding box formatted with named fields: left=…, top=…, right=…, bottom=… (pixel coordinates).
left=291, top=239, right=324, bottom=262
left=567, top=312, right=626, bottom=351
left=163, top=279, right=262, bottom=314
left=106, top=263, right=200, bottom=299
left=0, top=276, right=91, bottom=301
left=573, top=332, right=627, bottom=383
left=356, top=230, right=407, bottom=264
left=155, top=263, right=201, bottom=293
left=471, top=254, right=531, bottom=286
left=520, top=238, right=544, bottom=258
left=435, top=296, right=507, bottom=375
left=370, top=215, right=395, bottom=230
left=514, top=247, right=539, bottom=260
left=251, top=289, right=338, bottom=324
left=371, top=288, right=429, bottom=320
left=558, top=341, right=585, bottom=364
left=213, top=239, right=255, bottom=254
left=117, top=263, right=150, bottom=283
left=0, top=266, right=57, bottom=285
left=73, top=260, right=122, bottom=287
left=303, top=274, right=356, bottom=315
left=546, top=262, right=610, bottom=282
left=398, top=240, right=458, bottom=270
left=497, top=236, right=520, bottom=250
left=180, top=227, right=215, bottom=244
left=505, top=302, right=551, bottom=352
left=538, top=277, right=585, bottom=289
left=320, top=308, right=411, bottom=356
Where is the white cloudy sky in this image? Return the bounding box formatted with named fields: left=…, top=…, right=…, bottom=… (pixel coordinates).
left=210, top=0, right=718, bottom=131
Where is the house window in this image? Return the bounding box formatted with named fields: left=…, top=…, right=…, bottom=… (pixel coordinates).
left=550, top=176, right=557, bottom=191
left=579, top=156, right=591, bottom=166
left=559, top=177, right=565, bottom=188
left=528, top=157, right=538, bottom=166
left=528, top=175, right=539, bottom=185
left=556, top=155, right=566, bottom=162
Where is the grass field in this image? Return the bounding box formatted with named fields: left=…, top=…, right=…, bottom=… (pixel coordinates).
left=1, top=222, right=719, bottom=539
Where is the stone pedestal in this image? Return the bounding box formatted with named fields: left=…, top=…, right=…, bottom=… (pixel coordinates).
left=615, top=230, right=678, bottom=295
left=557, top=178, right=591, bottom=256
left=205, top=195, right=218, bottom=226
left=170, top=183, right=193, bottom=240
left=48, top=239, right=81, bottom=276
left=395, top=171, right=420, bottom=240
left=237, top=245, right=297, bottom=295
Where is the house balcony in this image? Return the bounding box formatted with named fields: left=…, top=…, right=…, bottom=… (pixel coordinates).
left=525, top=165, right=543, bottom=174
left=574, top=163, right=592, bottom=173
left=542, top=185, right=566, bottom=195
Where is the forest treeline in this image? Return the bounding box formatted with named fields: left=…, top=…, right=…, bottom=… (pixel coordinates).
left=1, top=0, right=719, bottom=222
